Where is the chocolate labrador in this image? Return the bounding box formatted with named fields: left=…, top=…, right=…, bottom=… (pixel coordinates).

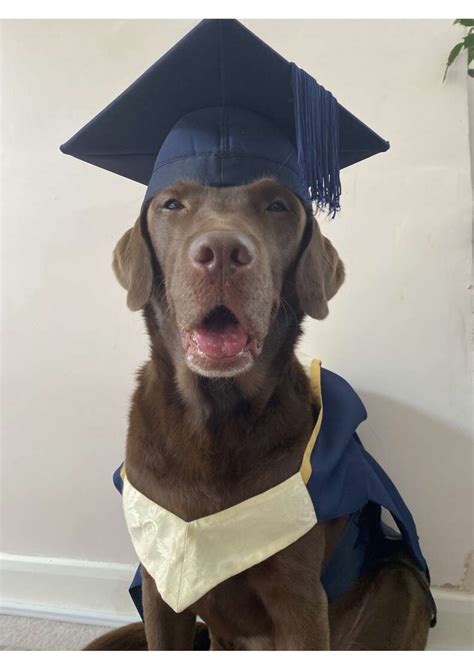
left=85, top=178, right=432, bottom=650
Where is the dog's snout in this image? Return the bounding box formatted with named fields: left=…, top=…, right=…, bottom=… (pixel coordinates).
left=189, top=230, right=256, bottom=277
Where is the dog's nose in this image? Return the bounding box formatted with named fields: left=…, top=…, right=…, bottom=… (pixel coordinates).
left=189, top=231, right=256, bottom=278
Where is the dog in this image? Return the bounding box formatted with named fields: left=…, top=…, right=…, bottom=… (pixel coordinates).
left=85, top=178, right=432, bottom=650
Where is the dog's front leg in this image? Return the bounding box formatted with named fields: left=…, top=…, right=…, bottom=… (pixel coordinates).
left=271, top=581, right=330, bottom=650
left=256, top=574, right=330, bottom=650
left=141, top=566, right=196, bottom=650
left=251, top=527, right=330, bottom=650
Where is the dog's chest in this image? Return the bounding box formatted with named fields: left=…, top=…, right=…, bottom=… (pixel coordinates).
left=123, top=431, right=317, bottom=613
left=131, top=434, right=308, bottom=522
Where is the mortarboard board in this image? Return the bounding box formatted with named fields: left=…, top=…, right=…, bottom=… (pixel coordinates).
left=60, top=19, right=389, bottom=216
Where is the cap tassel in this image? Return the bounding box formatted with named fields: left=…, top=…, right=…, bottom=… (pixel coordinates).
left=291, top=63, right=341, bottom=217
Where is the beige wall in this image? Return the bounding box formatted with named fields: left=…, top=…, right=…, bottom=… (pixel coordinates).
left=1, top=20, right=472, bottom=589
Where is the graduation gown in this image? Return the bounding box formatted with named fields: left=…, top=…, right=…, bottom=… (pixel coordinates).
left=113, top=361, right=436, bottom=625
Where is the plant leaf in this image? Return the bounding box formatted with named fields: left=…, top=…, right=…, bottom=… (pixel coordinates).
left=454, top=19, right=474, bottom=26
left=443, top=41, right=464, bottom=80
left=463, top=33, right=474, bottom=49
left=447, top=41, right=464, bottom=66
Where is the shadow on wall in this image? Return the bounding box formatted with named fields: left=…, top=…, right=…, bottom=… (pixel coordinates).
left=356, top=391, right=473, bottom=592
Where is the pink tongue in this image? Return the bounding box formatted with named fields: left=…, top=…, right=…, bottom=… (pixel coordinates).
left=193, top=322, right=248, bottom=359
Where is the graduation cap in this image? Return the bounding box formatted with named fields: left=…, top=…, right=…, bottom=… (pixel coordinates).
left=60, top=19, right=389, bottom=216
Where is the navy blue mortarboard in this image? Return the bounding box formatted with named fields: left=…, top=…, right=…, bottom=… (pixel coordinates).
left=60, top=19, right=389, bottom=216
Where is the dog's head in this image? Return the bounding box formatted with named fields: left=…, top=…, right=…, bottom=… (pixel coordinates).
left=113, top=178, right=344, bottom=379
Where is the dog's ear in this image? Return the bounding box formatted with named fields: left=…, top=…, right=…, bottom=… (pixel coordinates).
left=112, top=216, right=153, bottom=311
left=295, top=216, right=345, bottom=319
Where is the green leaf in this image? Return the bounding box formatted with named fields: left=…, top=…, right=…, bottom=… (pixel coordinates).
left=443, top=42, right=464, bottom=81
left=454, top=18, right=474, bottom=26
left=468, top=69, right=474, bottom=77
left=463, top=33, right=474, bottom=49
left=447, top=41, right=464, bottom=65
left=469, top=46, right=474, bottom=63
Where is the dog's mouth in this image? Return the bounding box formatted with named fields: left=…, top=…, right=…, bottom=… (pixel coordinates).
left=193, top=307, right=248, bottom=359
left=182, top=306, right=262, bottom=377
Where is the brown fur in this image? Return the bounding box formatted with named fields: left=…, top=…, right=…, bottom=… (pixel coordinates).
left=85, top=179, right=431, bottom=650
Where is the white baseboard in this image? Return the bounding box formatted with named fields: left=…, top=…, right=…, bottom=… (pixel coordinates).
left=0, top=602, right=137, bottom=629
left=425, top=588, right=474, bottom=650
left=0, top=552, right=140, bottom=628
left=1, top=553, right=473, bottom=649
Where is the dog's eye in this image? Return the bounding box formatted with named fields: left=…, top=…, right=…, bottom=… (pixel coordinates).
left=162, top=198, right=184, bottom=210
left=267, top=200, right=289, bottom=213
